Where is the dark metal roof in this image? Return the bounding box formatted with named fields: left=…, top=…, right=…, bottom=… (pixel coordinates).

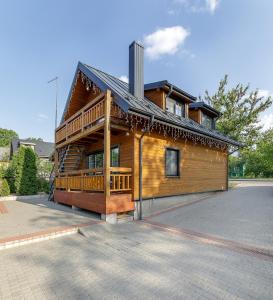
left=62, top=62, right=241, bottom=147
left=11, top=139, right=54, bottom=158
left=189, top=101, right=220, bottom=117
left=144, top=80, right=196, bottom=102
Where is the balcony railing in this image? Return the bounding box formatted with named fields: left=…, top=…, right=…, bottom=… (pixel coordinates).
left=55, top=167, right=132, bottom=193
left=55, top=93, right=105, bottom=144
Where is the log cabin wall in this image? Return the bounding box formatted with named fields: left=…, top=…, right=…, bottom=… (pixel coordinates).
left=133, top=131, right=227, bottom=200
left=80, top=133, right=134, bottom=169
left=189, top=109, right=201, bottom=123
left=144, top=89, right=165, bottom=109
left=63, top=76, right=102, bottom=121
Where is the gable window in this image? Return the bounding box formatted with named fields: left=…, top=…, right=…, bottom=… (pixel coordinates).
left=88, top=146, right=120, bottom=168
left=202, top=113, right=213, bottom=129
left=165, top=148, right=180, bottom=177
left=166, top=97, right=185, bottom=117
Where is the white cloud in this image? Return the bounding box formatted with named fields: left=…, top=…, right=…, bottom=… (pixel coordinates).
left=256, top=89, right=273, bottom=131
left=259, top=113, right=273, bottom=132
left=118, top=75, right=129, bottom=83
left=144, top=26, right=190, bottom=60
left=257, top=89, right=271, bottom=98
left=206, top=0, right=219, bottom=13
left=167, top=9, right=176, bottom=15
left=37, top=113, right=48, bottom=121
left=37, top=114, right=48, bottom=120
left=173, top=0, right=219, bottom=14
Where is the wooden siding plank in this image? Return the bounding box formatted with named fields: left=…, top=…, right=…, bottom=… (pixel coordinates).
left=133, top=131, right=228, bottom=200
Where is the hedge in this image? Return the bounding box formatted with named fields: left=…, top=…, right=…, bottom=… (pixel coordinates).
left=12, top=147, right=38, bottom=195
left=0, top=178, right=10, bottom=196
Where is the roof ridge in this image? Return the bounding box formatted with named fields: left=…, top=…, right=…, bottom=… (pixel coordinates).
left=82, top=63, right=128, bottom=85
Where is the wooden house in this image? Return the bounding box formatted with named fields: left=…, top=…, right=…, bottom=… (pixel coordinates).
left=52, top=41, right=241, bottom=222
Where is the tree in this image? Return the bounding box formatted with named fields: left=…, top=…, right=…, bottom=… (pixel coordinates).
left=12, top=147, right=38, bottom=195
left=37, top=159, right=53, bottom=178
left=244, top=129, right=273, bottom=177
left=0, top=178, right=10, bottom=196
left=203, top=75, right=272, bottom=149
left=0, top=128, right=18, bottom=147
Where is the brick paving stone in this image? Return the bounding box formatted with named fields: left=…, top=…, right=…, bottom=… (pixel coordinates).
left=149, top=184, right=273, bottom=250
left=0, top=221, right=273, bottom=300
left=0, top=197, right=99, bottom=239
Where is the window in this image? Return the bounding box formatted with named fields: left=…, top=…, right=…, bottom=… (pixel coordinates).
left=111, top=147, right=119, bottom=167
left=202, top=113, right=213, bottom=129
left=166, top=97, right=185, bottom=117
left=165, top=148, right=180, bottom=177
left=88, top=146, right=120, bottom=168
left=166, top=97, right=176, bottom=114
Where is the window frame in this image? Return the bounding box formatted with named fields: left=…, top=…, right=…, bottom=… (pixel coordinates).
left=165, top=147, right=180, bottom=178
left=87, top=145, right=120, bottom=169
left=166, top=97, right=185, bottom=118
left=201, top=112, right=213, bottom=129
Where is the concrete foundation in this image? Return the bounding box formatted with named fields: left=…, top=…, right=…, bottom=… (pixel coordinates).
left=101, top=213, right=117, bottom=224
left=134, top=192, right=216, bottom=219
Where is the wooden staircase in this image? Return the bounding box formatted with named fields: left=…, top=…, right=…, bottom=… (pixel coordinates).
left=59, top=144, right=85, bottom=173
left=48, top=144, right=85, bottom=201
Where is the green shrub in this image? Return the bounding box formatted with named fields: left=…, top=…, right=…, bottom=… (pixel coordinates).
left=13, top=147, right=38, bottom=195
left=0, top=178, right=10, bottom=196
left=0, top=166, right=5, bottom=178
left=5, top=165, right=15, bottom=193
left=37, top=177, right=50, bottom=194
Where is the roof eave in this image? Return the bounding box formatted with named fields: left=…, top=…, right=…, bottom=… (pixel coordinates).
left=61, top=62, right=131, bottom=124
left=128, top=107, right=241, bottom=147
left=144, top=80, right=196, bottom=102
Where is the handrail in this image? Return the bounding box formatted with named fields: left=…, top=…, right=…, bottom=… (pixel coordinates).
left=55, top=167, right=132, bottom=192
left=56, top=167, right=132, bottom=177
left=56, top=92, right=105, bottom=131
left=55, top=93, right=105, bottom=144
left=56, top=168, right=103, bottom=177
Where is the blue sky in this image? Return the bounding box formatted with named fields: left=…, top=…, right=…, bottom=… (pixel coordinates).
left=0, top=0, right=272, bottom=142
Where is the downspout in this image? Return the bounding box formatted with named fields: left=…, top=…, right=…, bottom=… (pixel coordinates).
left=139, top=114, right=155, bottom=220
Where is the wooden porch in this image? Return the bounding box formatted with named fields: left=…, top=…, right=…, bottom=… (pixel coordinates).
left=53, top=90, right=135, bottom=215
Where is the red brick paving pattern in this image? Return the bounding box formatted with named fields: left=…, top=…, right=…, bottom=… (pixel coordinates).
left=0, top=202, right=8, bottom=214
left=0, top=220, right=102, bottom=248
left=143, top=220, right=273, bottom=263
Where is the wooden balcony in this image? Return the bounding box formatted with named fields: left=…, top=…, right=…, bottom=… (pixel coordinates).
left=54, top=167, right=134, bottom=215
left=55, top=93, right=105, bottom=148
left=55, top=167, right=132, bottom=193
left=54, top=90, right=134, bottom=215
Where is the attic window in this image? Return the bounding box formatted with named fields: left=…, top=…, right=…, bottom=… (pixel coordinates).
left=201, top=112, right=213, bottom=129
left=166, top=97, right=185, bottom=118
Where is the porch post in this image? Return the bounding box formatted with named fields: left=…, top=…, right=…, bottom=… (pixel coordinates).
left=104, top=89, right=111, bottom=203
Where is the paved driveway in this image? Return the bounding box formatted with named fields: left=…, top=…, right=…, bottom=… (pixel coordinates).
left=1, top=222, right=273, bottom=300
left=0, top=197, right=99, bottom=239
left=148, top=183, right=273, bottom=250
left=0, top=183, right=272, bottom=299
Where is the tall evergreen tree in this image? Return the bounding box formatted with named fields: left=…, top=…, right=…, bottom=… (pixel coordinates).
left=12, top=147, right=38, bottom=195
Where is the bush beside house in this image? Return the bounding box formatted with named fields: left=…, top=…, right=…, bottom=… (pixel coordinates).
left=0, top=178, right=10, bottom=196
left=12, top=147, right=38, bottom=195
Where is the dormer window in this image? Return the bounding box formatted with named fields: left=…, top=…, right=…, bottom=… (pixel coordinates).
left=202, top=113, right=213, bottom=129
left=189, top=102, right=219, bottom=129
left=166, top=97, right=185, bottom=117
